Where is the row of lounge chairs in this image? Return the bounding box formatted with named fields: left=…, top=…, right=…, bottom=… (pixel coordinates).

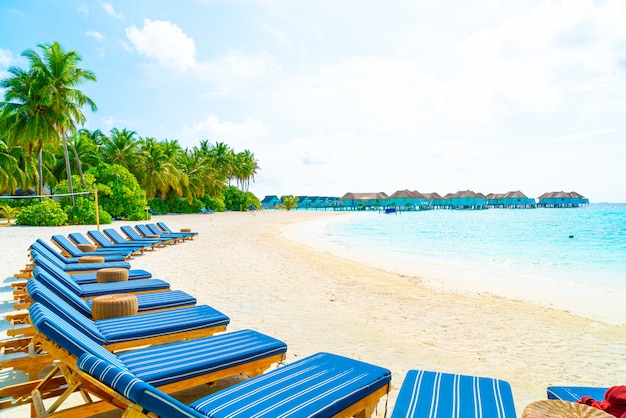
left=1, top=221, right=614, bottom=417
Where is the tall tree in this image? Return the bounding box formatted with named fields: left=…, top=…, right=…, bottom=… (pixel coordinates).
left=101, top=128, right=139, bottom=170
left=0, top=137, right=22, bottom=194
left=136, top=137, right=184, bottom=199
left=0, top=65, right=59, bottom=197
left=26, top=42, right=97, bottom=204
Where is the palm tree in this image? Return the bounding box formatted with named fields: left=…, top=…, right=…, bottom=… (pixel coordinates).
left=0, top=137, right=22, bottom=194
left=136, top=137, right=184, bottom=199
left=101, top=128, right=139, bottom=170
left=26, top=42, right=97, bottom=204
left=208, top=141, right=234, bottom=185
left=0, top=64, right=59, bottom=197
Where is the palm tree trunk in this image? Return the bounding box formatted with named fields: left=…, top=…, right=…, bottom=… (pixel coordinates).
left=37, top=146, right=43, bottom=201
left=62, top=134, right=75, bottom=205
left=70, top=140, right=86, bottom=187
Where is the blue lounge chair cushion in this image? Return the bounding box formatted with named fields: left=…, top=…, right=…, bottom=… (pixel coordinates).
left=390, top=369, right=516, bottom=418
left=121, top=225, right=169, bottom=243
left=78, top=351, right=390, bottom=418
left=104, top=228, right=159, bottom=246
left=147, top=223, right=190, bottom=239
left=32, top=250, right=131, bottom=271
left=135, top=225, right=177, bottom=242
left=95, top=305, right=229, bottom=344
left=157, top=221, right=198, bottom=236
left=87, top=230, right=150, bottom=251
left=78, top=353, right=205, bottom=418
left=547, top=386, right=609, bottom=402
left=28, top=277, right=196, bottom=318
left=116, top=329, right=287, bottom=386
left=191, top=352, right=392, bottom=417
left=33, top=266, right=170, bottom=298
left=52, top=234, right=130, bottom=259
left=69, top=268, right=152, bottom=285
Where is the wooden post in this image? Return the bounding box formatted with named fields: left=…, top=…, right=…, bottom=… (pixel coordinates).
left=94, top=188, right=100, bottom=231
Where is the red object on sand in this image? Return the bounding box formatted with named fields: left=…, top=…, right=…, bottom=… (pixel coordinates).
left=580, top=386, right=626, bottom=418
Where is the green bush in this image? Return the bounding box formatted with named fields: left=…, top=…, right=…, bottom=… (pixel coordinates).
left=169, top=197, right=202, bottom=214
left=201, top=195, right=225, bottom=212
left=147, top=198, right=169, bottom=214
left=16, top=199, right=68, bottom=226
left=87, top=163, right=147, bottom=220
left=65, top=197, right=112, bottom=225
left=223, top=186, right=260, bottom=211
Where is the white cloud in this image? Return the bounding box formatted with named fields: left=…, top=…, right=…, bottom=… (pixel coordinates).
left=181, top=114, right=270, bottom=143
left=103, top=2, right=123, bottom=19
left=0, top=48, right=13, bottom=68
left=550, top=128, right=620, bottom=144
left=126, top=19, right=196, bottom=71
left=86, top=31, right=105, bottom=42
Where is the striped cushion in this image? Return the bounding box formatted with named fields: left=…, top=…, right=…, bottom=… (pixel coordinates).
left=29, top=303, right=123, bottom=367
left=70, top=269, right=152, bottom=285
left=547, top=386, right=608, bottom=402
left=52, top=234, right=128, bottom=259
left=117, top=329, right=287, bottom=386
left=121, top=290, right=196, bottom=312
left=78, top=353, right=204, bottom=418
left=28, top=277, right=92, bottom=317
left=34, top=264, right=84, bottom=295
left=95, top=305, right=229, bottom=344
left=76, top=278, right=170, bottom=297
left=29, top=287, right=107, bottom=344
left=190, top=352, right=391, bottom=417
left=390, top=369, right=516, bottom=418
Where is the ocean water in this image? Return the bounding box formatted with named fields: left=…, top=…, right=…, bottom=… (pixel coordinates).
left=311, top=203, right=626, bottom=294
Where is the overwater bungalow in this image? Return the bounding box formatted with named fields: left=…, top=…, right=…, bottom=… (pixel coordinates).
left=388, top=190, right=427, bottom=210
left=487, top=191, right=536, bottom=208
left=260, top=195, right=281, bottom=209
left=338, top=192, right=390, bottom=210
left=421, top=192, right=446, bottom=209
left=537, top=191, right=589, bottom=208
left=444, top=190, right=487, bottom=210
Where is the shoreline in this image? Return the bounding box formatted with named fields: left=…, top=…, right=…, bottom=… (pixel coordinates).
left=2, top=211, right=626, bottom=416
left=282, top=211, right=626, bottom=326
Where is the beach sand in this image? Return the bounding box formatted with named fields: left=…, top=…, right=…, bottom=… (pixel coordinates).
left=1, top=210, right=625, bottom=417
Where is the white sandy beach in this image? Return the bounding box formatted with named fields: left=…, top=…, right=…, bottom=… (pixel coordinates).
left=1, top=210, right=625, bottom=417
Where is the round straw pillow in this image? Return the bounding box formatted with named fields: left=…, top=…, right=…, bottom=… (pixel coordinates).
left=180, top=228, right=191, bottom=233
left=78, top=255, right=105, bottom=263
left=522, top=400, right=613, bottom=418
left=76, top=243, right=97, bottom=252
left=91, top=294, right=138, bottom=320
left=96, top=267, right=129, bottom=283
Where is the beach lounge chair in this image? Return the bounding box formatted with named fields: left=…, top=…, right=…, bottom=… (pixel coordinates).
left=103, top=227, right=163, bottom=249
left=390, top=369, right=517, bottom=417
left=74, top=350, right=390, bottom=418
left=31, top=238, right=131, bottom=267
left=51, top=234, right=132, bottom=259
left=28, top=274, right=197, bottom=317
left=70, top=231, right=147, bottom=255
left=136, top=224, right=184, bottom=243
left=30, top=251, right=149, bottom=283
left=121, top=225, right=174, bottom=245
left=31, top=265, right=171, bottom=299
left=24, top=303, right=283, bottom=416
left=158, top=221, right=199, bottom=238
left=87, top=229, right=153, bottom=253
left=547, top=386, right=609, bottom=402
left=147, top=222, right=193, bottom=240
left=27, top=283, right=228, bottom=350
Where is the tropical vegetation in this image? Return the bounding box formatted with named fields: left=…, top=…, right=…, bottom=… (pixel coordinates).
left=0, top=42, right=261, bottom=225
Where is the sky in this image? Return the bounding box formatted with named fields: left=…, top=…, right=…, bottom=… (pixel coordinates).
left=1, top=0, right=625, bottom=202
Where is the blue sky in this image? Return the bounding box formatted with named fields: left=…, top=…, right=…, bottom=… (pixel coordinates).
left=1, top=0, right=626, bottom=202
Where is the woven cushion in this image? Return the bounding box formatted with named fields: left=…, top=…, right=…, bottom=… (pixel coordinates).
left=117, top=329, right=287, bottom=386
left=76, top=243, right=97, bottom=252
left=79, top=255, right=106, bottom=263
left=97, top=268, right=129, bottom=283
left=522, top=400, right=613, bottom=417
left=95, top=305, right=230, bottom=344
left=390, top=369, right=516, bottom=418
left=91, top=294, right=138, bottom=320
left=191, top=352, right=391, bottom=417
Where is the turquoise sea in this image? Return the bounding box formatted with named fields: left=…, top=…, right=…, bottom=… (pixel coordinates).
left=309, top=203, right=626, bottom=294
